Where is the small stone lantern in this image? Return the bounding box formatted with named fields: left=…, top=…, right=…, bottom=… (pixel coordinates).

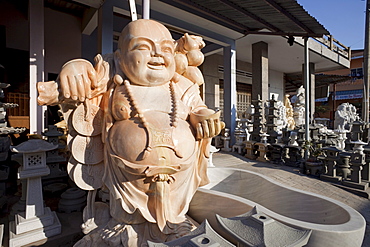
left=9, top=139, right=61, bottom=247
left=320, top=146, right=342, bottom=183
left=342, top=140, right=369, bottom=191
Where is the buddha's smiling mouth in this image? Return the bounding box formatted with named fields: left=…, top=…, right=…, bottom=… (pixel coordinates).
left=147, top=63, right=165, bottom=70
left=147, top=58, right=165, bottom=70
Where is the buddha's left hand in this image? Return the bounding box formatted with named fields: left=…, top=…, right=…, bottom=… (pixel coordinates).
left=190, top=109, right=225, bottom=140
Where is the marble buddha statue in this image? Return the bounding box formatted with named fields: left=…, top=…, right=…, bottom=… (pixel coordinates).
left=37, top=19, right=223, bottom=246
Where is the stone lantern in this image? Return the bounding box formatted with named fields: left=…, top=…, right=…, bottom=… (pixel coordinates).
left=232, top=120, right=247, bottom=154
left=256, top=133, right=270, bottom=162
left=221, top=128, right=232, bottom=152
left=320, top=146, right=342, bottom=183
left=351, top=120, right=364, bottom=142
left=266, top=95, right=279, bottom=144
left=250, top=95, right=264, bottom=142
left=342, top=140, right=369, bottom=191
left=43, top=125, right=67, bottom=179
left=337, top=152, right=351, bottom=180
left=9, top=139, right=61, bottom=247
left=363, top=146, right=370, bottom=181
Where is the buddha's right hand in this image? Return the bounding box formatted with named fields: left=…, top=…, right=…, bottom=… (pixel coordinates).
left=59, top=58, right=97, bottom=102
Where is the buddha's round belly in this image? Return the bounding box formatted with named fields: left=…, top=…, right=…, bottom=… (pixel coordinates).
left=109, top=113, right=196, bottom=165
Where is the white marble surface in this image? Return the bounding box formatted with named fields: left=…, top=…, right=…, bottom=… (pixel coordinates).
left=189, top=167, right=365, bottom=247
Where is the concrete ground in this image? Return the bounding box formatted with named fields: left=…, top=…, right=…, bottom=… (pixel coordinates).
left=212, top=151, right=370, bottom=247
left=2, top=151, right=369, bottom=246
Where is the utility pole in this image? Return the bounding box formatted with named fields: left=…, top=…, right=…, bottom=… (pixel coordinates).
left=363, top=0, right=370, bottom=122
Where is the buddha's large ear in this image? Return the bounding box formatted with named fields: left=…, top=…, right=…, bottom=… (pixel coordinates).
left=114, top=49, right=121, bottom=68
left=113, top=49, right=126, bottom=79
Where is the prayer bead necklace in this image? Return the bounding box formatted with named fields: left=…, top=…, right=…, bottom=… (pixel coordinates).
left=123, top=79, right=180, bottom=159
left=123, top=79, right=179, bottom=128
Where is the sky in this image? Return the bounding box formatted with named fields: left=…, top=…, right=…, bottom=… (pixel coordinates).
left=297, top=0, right=366, bottom=50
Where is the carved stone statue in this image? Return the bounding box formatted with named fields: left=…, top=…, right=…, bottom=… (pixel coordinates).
left=37, top=19, right=223, bottom=246
left=334, top=103, right=360, bottom=130
left=276, top=100, right=287, bottom=133
left=284, top=94, right=295, bottom=130
left=292, top=86, right=305, bottom=127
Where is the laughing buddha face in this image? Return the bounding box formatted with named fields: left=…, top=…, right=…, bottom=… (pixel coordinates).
left=118, top=19, right=176, bottom=86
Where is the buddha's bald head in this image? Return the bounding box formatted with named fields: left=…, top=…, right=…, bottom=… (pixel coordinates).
left=118, top=19, right=173, bottom=51
left=117, top=19, right=176, bottom=86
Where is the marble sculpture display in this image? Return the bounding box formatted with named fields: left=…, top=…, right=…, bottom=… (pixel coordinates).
left=37, top=19, right=223, bottom=246
left=334, top=102, right=360, bottom=130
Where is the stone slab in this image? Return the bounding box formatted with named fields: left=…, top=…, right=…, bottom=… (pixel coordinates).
left=9, top=211, right=61, bottom=247
left=15, top=207, right=55, bottom=235
left=190, top=166, right=366, bottom=247
left=320, top=174, right=342, bottom=183
left=331, top=183, right=370, bottom=199
left=342, top=180, right=369, bottom=191
left=211, top=152, right=370, bottom=246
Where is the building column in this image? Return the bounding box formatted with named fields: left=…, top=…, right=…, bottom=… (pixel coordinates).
left=301, top=62, right=315, bottom=122
left=203, top=57, right=220, bottom=110
left=223, top=42, right=237, bottom=144
left=98, top=1, right=114, bottom=54
left=309, top=62, right=315, bottom=121
left=29, top=0, right=46, bottom=134
left=252, top=41, right=269, bottom=102
left=204, top=80, right=219, bottom=110
left=303, top=37, right=310, bottom=159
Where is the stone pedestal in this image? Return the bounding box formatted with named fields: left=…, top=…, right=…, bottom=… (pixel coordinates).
left=245, top=140, right=257, bottom=160
left=9, top=139, right=61, bottom=247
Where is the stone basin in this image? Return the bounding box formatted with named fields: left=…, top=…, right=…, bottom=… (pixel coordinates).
left=188, top=167, right=365, bottom=247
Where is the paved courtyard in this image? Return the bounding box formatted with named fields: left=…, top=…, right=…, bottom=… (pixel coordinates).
left=212, top=151, right=370, bottom=247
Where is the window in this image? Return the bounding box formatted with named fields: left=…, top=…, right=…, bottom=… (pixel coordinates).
left=219, top=81, right=252, bottom=120
left=350, top=68, right=363, bottom=79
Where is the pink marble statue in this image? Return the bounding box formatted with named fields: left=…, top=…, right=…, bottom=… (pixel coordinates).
left=37, top=19, right=223, bottom=246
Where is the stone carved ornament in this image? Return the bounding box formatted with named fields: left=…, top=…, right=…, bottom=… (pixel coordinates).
left=291, top=86, right=305, bottom=127
left=334, top=102, right=360, bottom=130
left=37, top=19, right=224, bottom=246
left=284, top=94, right=295, bottom=130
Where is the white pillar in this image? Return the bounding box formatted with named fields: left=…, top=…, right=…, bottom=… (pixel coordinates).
left=223, top=42, right=237, bottom=144
left=142, top=0, right=150, bottom=19
left=29, top=0, right=46, bottom=134
left=309, top=62, right=315, bottom=121
left=363, top=0, right=370, bottom=122
left=304, top=37, right=310, bottom=158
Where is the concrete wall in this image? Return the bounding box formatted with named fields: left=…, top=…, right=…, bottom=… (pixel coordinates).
left=0, top=1, right=29, bottom=51
left=203, top=54, right=222, bottom=109
left=45, top=8, right=82, bottom=75
left=0, top=3, right=82, bottom=78
left=268, top=69, right=285, bottom=101
left=203, top=53, right=285, bottom=107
